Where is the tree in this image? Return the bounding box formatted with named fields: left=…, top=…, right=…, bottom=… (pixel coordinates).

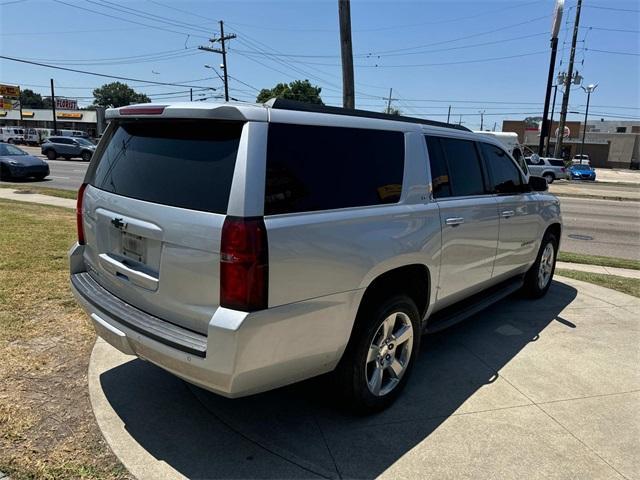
left=92, top=82, right=150, bottom=108
left=20, top=89, right=45, bottom=108
left=256, top=79, right=323, bottom=105
left=384, top=107, right=401, bottom=116
left=524, top=116, right=543, bottom=129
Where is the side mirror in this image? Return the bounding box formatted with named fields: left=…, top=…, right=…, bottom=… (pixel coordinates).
left=529, top=175, right=548, bottom=192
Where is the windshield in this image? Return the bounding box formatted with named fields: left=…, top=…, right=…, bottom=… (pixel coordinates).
left=0, top=144, right=27, bottom=156
left=75, top=138, right=94, bottom=146
left=573, top=164, right=591, bottom=170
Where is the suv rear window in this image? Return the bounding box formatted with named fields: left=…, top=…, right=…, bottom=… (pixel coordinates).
left=264, top=123, right=404, bottom=215
left=86, top=120, right=242, bottom=214
left=548, top=159, right=565, bottom=167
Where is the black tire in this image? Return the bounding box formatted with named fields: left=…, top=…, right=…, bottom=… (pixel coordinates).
left=522, top=231, right=558, bottom=298
left=334, top=294, right=421, bottom=414
left=543, top=173, right=555, bottom=184
left=34, top=174, right=47, bottom=181
left=0, top=164, right=11, bottom=181
left=46, top=150, right=57, bottom=160
left=81, top=150, right=92, bottom=162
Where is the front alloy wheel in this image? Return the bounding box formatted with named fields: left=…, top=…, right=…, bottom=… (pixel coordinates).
left=538, top=242, right=555, bottom=290
left=366, top=312, right=414, bottom=396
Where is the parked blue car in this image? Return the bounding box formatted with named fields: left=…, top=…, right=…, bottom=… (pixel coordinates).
left=569, top=164, right=596, bottom=181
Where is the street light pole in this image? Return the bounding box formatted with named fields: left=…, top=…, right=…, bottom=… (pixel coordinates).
left=580, top=83, right=598, bottom=158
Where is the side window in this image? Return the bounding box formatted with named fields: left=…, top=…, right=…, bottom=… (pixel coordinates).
left=265, top=124, right=404, bottom=215
left=424, top=136, right=451, bottom=198
left=439, top=137, right=486, bottom=197
left=479, top=142, right=523, bottom=194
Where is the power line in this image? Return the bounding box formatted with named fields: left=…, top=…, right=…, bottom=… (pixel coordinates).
left=0, top=55, right=219, bottom=89
left=586, top=48, right=640, bottom=56
left=52, top=0, right=210, bottom=39
left=584, top=5, right=640, bottom=13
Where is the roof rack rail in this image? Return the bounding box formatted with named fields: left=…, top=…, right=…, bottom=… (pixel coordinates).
left=265, top=98, right=471, bottom=132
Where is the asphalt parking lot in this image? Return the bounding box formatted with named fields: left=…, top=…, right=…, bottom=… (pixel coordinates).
left=89, top=276, right=639, bottom=480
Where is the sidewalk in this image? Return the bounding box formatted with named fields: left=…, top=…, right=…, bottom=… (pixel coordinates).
left=556, top=261, right=640, bottom=279
left=0, top=188, right=75, bottom=209
left=594, top=168, right=640, bottom=185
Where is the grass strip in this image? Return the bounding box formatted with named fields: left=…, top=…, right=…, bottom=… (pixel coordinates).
left=556, top=269, right=640, bottom=298
left=0, top=183, right=77, bottom=199
left=558, top=252, right=640, bottom=271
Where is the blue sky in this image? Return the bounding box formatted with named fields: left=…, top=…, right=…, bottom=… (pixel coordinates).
left=1, top=0, right=638, bottom=130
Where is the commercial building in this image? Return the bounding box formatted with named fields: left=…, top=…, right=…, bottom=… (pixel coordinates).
left=502, top=119, right=639, bottom=169
left=0, top=108, right=105, bottom=138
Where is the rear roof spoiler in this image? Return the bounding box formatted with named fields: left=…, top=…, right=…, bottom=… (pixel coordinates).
left=106, top=103, right=253, bottom=121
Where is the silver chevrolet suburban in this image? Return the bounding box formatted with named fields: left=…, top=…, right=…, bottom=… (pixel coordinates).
left=69, top=99, right=561, bottom=412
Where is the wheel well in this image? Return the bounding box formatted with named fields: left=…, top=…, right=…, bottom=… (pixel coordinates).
left=546, top=223, right=561, bottom=242
left=359, top=265, right=430, bottom=320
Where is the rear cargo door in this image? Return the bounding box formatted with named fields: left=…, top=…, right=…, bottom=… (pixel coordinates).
left=81, top=119, right=244, bottom=334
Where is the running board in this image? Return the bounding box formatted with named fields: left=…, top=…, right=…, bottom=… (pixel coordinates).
left=424, top=276, right=524, bottom=334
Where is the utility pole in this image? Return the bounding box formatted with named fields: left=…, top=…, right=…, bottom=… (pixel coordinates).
left=545, top=83, right=559, bottom=156
left=539, top=0, right=564, bottom=155
left=198, top=20, right=236, bottom=102
left=386, top=88, right=393, bottom=113
left=492, top=121, right=497, bottom=132
left=458, top=114, right=463, bottom=125
left=554, top=0, right=582, bottom=159
left=479, top=110, right=485, bottom=130
left=50, top=78, right=57, bottom=135
left=338, top=0, right=355, bottom=109
left=190, top=88, right=193, bottom=101
left=446, top=105, right=451, bottom=123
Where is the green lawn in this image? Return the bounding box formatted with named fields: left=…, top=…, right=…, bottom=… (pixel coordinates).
left=556, top=269, right=640, bottom=298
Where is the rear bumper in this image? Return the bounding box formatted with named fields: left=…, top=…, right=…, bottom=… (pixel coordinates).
left=69, top=243, right=363, bottom=397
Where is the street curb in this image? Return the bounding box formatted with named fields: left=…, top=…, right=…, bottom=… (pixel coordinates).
left=553, top=192, right=640, bottom=202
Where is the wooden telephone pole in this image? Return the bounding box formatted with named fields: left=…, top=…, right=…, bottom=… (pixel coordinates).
left=338, top=0, right=355, bottom=109
left=198, top=21, right=236, bottom=101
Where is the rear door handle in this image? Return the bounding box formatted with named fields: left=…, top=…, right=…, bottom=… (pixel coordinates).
left=501, top=210, right=515, bottom=218
left=445, top=217, right=465, bottom=226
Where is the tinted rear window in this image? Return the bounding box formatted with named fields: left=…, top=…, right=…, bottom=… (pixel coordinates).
left=265, top=123, right=404, bottom=215
left=548, top=159, right=565, bottom=167
left=86, top=120, right=242, bottom=214
left=439, top=137, right=486, bottom=197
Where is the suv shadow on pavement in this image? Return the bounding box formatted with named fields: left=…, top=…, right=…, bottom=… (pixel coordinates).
left=99, top=280, right=578, bottom=479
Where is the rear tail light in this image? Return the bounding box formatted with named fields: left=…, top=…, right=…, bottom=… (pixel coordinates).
left=561, top=168, right=566, bottom=172
left=77, top=183, right=88, bottom=245
left=220, top=216, right=268, bottom=311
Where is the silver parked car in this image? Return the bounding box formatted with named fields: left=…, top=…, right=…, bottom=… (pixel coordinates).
left=525, top=155, right=568, bottom=183
left=41, top=136, right=96, bottom=161
left=69, top=100, right=561, bottom=412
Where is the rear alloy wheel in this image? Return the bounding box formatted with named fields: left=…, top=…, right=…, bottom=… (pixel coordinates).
left=46, top=150, right=57, bottom=160
left=366, top=312, right=414, bottom=397
left=81, top=151, right=92, bottom=162
left=543, top=173, right=555, bottom=184
left=335, top=295, right=420, bottom=413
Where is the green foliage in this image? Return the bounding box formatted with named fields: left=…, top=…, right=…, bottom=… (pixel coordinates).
left=524, top=116, right=543, bottom=128
left=256, top=79, right=323, bottom=105
left=19, top=89, right=45, bottom=108
left=92, top=82, right=150, bottom=108
left=385, top=107, right=402, bottom=116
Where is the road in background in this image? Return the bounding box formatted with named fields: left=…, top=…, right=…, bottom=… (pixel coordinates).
left=560, top=197, right=640, bottom=261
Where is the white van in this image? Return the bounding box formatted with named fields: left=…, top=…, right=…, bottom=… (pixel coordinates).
left=0, top=127, right=25, bottom=144
left=24, top=128, right=52, bottom=145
